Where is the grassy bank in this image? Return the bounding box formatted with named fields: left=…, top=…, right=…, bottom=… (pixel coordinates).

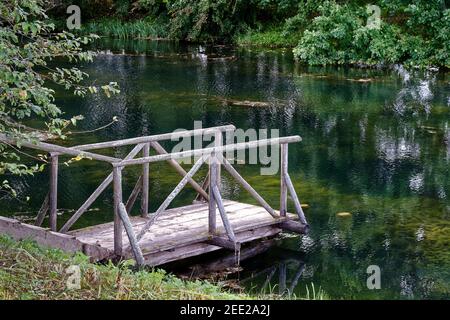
left=0, top=235, right=329, bottom=300
left=0, top=235, right=245, bottom=300
left=80, top=19, right=169, bottom=40
left=234, top=28, right=300, bottom=48
left=63, top=0, right=449, bottom=69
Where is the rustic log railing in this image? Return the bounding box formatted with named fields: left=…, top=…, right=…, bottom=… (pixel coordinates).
left=0, top=125, right=308, bottom=266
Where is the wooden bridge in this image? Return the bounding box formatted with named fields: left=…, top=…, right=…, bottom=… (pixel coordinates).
left=0, top=125, right=309, bottom=266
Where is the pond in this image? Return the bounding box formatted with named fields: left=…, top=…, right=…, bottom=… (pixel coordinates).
left=2, top=39, right=449, bottom=299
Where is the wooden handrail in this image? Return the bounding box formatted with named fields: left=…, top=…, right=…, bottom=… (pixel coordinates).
left=0, top=133, right=120, bottom=163
left=69, top=125, right=236, bottom=151
left=113, top=136, right=302, bottom=167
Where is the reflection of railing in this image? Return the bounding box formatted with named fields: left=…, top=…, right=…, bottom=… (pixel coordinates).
left=1, top=125, right=309, bottom=266
left=239, top=250, right=306, bottom=295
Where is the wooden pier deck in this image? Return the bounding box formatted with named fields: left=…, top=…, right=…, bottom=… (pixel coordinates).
left=71, top=200, right=299, bottom=266
left=1, top=125, right=310, bottom=267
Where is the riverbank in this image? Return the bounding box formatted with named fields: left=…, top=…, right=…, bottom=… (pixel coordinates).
left=63, top=0, right=449, bottom=69
left=0, top=235, right=329, bottom=300
left=0, top=235, right=245, bottom=300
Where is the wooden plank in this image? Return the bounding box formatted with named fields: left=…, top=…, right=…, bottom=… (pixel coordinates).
left=137, top=212, right=290, bottom=254
left=141, top=226, right=281, bottom=266
left=151, top=141, right=209, bottom=200
left=118, top=203, right=145, bottom=266
left=69, top=202, right=211, bottom=238
left=113, top=167, right=123, bottom=255
left=70, top=201, right=255, bottom=240
left=279, top=220, right=309, bottom=234
left=0, top=217, right=111, bottom=261
left=208, top=236, right=240, bottom=251
left=74, top=204, right=284, bottom=244
left=141, top=143, right=150, bottom=217
left=49, top=154, right=58, bottom=231
left=113, top=136, right=302, bottom=167
left=60, top=143, right=144, bottom=233
left=71, top=201, right=293, bottom=252
left=222, top=157, right=278, bottom=218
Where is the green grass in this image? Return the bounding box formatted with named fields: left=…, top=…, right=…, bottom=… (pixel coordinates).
left=0, top=235, right=329, bottom=300
left=234, top=28, right=301, bottom=48
left=79, top=19, right=169, bottom=40
left=0, top=235, right=245, bottom=300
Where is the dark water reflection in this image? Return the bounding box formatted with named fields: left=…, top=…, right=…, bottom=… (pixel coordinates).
left=2, top=39, right=449, bottom=299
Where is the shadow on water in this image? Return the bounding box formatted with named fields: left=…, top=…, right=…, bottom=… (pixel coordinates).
left=1, top=39, right=449, bottom=299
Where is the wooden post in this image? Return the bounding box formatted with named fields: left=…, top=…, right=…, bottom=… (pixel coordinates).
left=141, top=143, right=150, bottom=217
left=49, top=154, right=58, bottom=231
left=118, top=203, right=145, bottom=267
left=215, top=131, right=222, bottom=191
left=208, top=153, right=217, bottom=235
left=212, top=186, right=236, bottom=242
left=280, top=144, right=288, bottom=217
left=284, top=173, right=308, bottom=226
left=113, top=167, right=123, bottom=256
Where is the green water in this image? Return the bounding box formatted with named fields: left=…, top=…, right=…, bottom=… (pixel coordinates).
left=2, top=39, right=449, bottom=299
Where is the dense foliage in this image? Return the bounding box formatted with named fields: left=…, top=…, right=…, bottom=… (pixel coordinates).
left=0, top=0, right=119, bottom=194
left=59, top=0, right=449, bottom=68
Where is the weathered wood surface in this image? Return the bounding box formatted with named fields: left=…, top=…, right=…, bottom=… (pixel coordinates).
left=71, top=125, right=235, bottom=151
left=118, top=203, right=145, bottom=266
left=126, top=175, right=143, bottom=213
left=49, top=154, right=58, bottom=231
left=141, top=143, right=150, bottom=217
left=70, top=200, right=303, bottom=265
left=0, top=216, right=111, bottom=261
left=113, top=167, right=123, bottom=255
left=0, top=133, right=120, bottom=163
left=113, top=136, right=302, bottom=167
left=143, top=226, right=281, bottom=266
left=284, top=172, right=308, bottom=225
left=212, top=186, right=236, bottom=242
